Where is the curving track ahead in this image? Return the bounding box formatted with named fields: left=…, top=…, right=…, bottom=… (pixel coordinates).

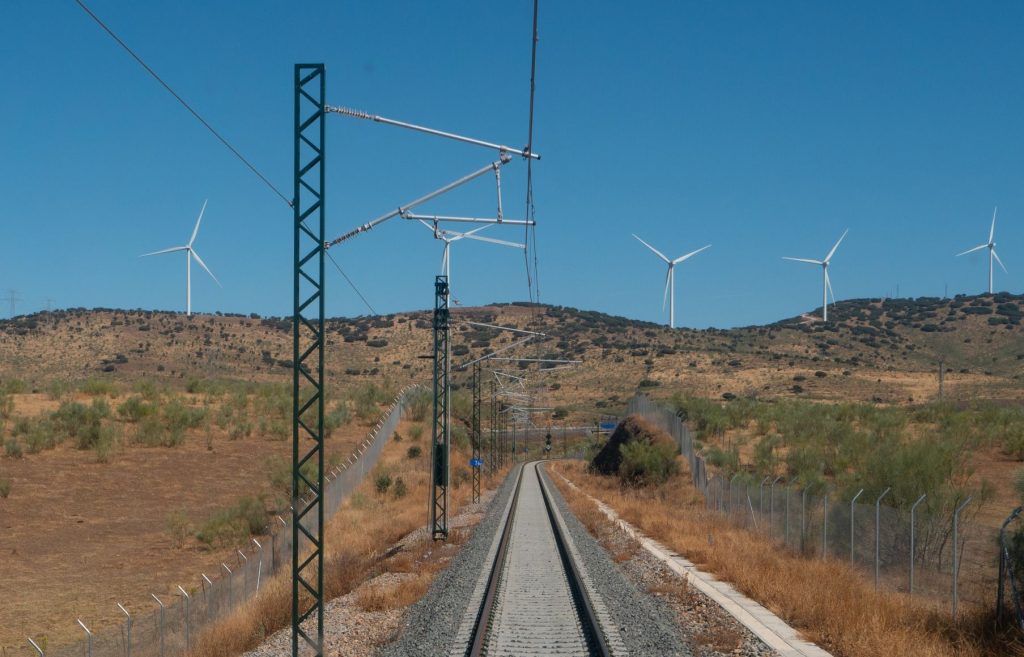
left=458, top=461, right=616, bottom=657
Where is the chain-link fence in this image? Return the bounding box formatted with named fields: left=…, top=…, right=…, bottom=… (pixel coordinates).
left=30, top=385, right=417, bottom=657
left=627, top=393, right=998, bottom=618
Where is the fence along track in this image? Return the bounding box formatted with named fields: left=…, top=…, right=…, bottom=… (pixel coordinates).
left=465, top=461, right=611, bottom=657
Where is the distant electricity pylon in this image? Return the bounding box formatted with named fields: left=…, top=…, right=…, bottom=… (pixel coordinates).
left=2, top=289, right=22, bottom=318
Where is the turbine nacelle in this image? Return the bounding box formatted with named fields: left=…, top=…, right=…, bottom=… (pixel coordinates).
left=782, top=229, right=847, bottom=322
left=955, top=207, right=1007, bottom=294
left=139, top=200, right=220, bottom=316
left=632, top=234, right=710, bottom=329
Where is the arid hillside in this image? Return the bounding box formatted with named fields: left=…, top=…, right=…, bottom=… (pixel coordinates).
left=1, top=293, right=1023, bottom=414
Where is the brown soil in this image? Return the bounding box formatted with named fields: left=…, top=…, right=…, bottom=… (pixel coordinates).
left=0, top=417, right=368, bottom=653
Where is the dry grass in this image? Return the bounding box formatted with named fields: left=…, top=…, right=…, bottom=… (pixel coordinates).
left=185, top=435, right=502, bottom=657
left=550, top=461, right=1024, bottom=657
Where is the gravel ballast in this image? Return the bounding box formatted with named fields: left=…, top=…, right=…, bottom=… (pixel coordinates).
left=538, top=465, right=694, bottom=657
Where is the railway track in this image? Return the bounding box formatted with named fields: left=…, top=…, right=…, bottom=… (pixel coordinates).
left=456, top=461, right=617, bottom=657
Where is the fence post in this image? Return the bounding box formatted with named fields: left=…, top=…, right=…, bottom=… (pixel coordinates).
left=770, top=476, right=782, bottom=539
left=117, top=603, right=132, bottom=657
left=151, top=594, right=165, bottom=657
left=253, top=538, right=264, bottom=592
left=910, top=493, right=927, bottom=594
left=729, top=473, right=741, bottom=514
left=77, top=620, right=93, bottom=657
left=27, top=638, right=44, bottom=656
left=800, top=488, right=808, bottom=552
left=952, top=496, right=973, bottom=619
left=875, top=487, right=891, bottom=590
left=238, top=549, right=249, bottom=597
left=759, top=476, right=771, bottom=516
left=177, top=586, right=191, bottom=648
left=222, top=563, right=233, bottom=607
left=822, top=494, right=829, bottom=559
left=201, top=574, right=214, bottom=620
left=785, top=486, right=791, bottom=546
left=850, top=489, right=864, bottom=564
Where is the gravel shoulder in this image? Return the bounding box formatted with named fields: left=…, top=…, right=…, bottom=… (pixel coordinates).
left=547, top=465, right=779, bottom=657
left=375, top=464, right=524, bottom=657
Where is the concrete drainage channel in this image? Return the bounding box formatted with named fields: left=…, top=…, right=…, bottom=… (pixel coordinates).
left=379, top=462, right=692, bottom=657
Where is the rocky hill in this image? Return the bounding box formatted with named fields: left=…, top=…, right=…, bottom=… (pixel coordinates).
left=1, top=293, right=1022, bottom=414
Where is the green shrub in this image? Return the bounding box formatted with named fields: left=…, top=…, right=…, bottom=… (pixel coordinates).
left=409, top=424, right=423, bottom=441
left=52, top=399, right=110, bottom=449
left=0, top=379, right=27, bottom=395
left=453, top=466, right=471, bottom=488
left=324, top=403, right=350, bottom=436
left=45, top=379, right=71, bottom=401
left=133, top=380, right=161, bottom=401
left=81, top=378, right=117, bottom=397
left=164, top=398, right=207, bottom=432
left=408, top=388, right=431, bottom=422
left=196, top=497, right=267, bottom=548
left=374, top=471, right=392, bottom=495
left=4, top=438, right=22, bottom=459
left=392, top=431, right=402, bottom=442
left=165, top=509, right=191, bottom=548
left=705, top=445, right=738, bottom=471
left=23, top=418, right=56, bottom=453
left=117, top=396, right=155, bottom=423
left=0, top=393, right=12, bottom=422
left=392, top=477, right=407, bottom=498
left=0, top=476, right=10, bottom=498
left=619, top=440, right=678, bottom=487
left=94, top=425, right=120, bottom=463
left=407, top=445, right=422, bottom=459
left=135, top=415, right=183, bottom=447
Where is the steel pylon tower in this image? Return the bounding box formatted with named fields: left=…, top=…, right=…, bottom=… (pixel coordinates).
left=471, top=360, right=482, bottom=503
left=430, top=275, right=451, bottom=540
left=292, top=63, right=325, bottom=657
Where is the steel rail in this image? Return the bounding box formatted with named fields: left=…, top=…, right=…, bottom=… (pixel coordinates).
left=465, top=462, right=610, bottom=657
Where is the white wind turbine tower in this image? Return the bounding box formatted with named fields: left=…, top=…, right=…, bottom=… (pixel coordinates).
left=140, top=200, right=221, bottom=316
left=783, top=229, right=848, bottom=322
left=420, top=221, right=525, bottom=304
left=956, top=207, right=1006, bottom=295
left=632, top=234, right=711, bottom=329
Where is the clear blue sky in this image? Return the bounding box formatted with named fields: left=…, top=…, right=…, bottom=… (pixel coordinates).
left=1, top=1, right=1022, bottom=328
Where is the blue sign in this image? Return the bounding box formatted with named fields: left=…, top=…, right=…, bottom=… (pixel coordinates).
left=599, top=421, right=617, bottom=431
left=469, top=458, right=484, bottom=468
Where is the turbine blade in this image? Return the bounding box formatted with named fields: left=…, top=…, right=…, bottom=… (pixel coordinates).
left=824, top=228, right=848, bottom=263
left=632, top=234, right=670, bottom=263
left=826, top=270, right=835, bottom=304
left=189, top=199, right=208, bottom=247
left=662, top=267, right=671, bottom=311
left=990, top=206, right=998, bottom=244
left=190, top=250, right=221, bottom=287
left=955, top=244, right=988, bottom=257
left=461, top=234, right=526, bottom=249
left=139, top=246, right=188, bottom=258
left=673, top=244, right=711, bottom=264
left=993, top=248, right=1008, bottom=274
left=782, top=257, right=823, bottom=265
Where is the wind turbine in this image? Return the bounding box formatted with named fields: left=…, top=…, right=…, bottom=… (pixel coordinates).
left=782, top=229, right=847, bottom=322
left=632, top=234, right=711, bottom=329
left=419, top=221, right=525, bottom=304
left=956, top=207, right=1006, bottom=295
left=139, top=200, right=221, bottom=316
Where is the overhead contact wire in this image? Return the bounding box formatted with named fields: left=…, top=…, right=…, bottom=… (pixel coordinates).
left=73, top=0, right=293, bottom=208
